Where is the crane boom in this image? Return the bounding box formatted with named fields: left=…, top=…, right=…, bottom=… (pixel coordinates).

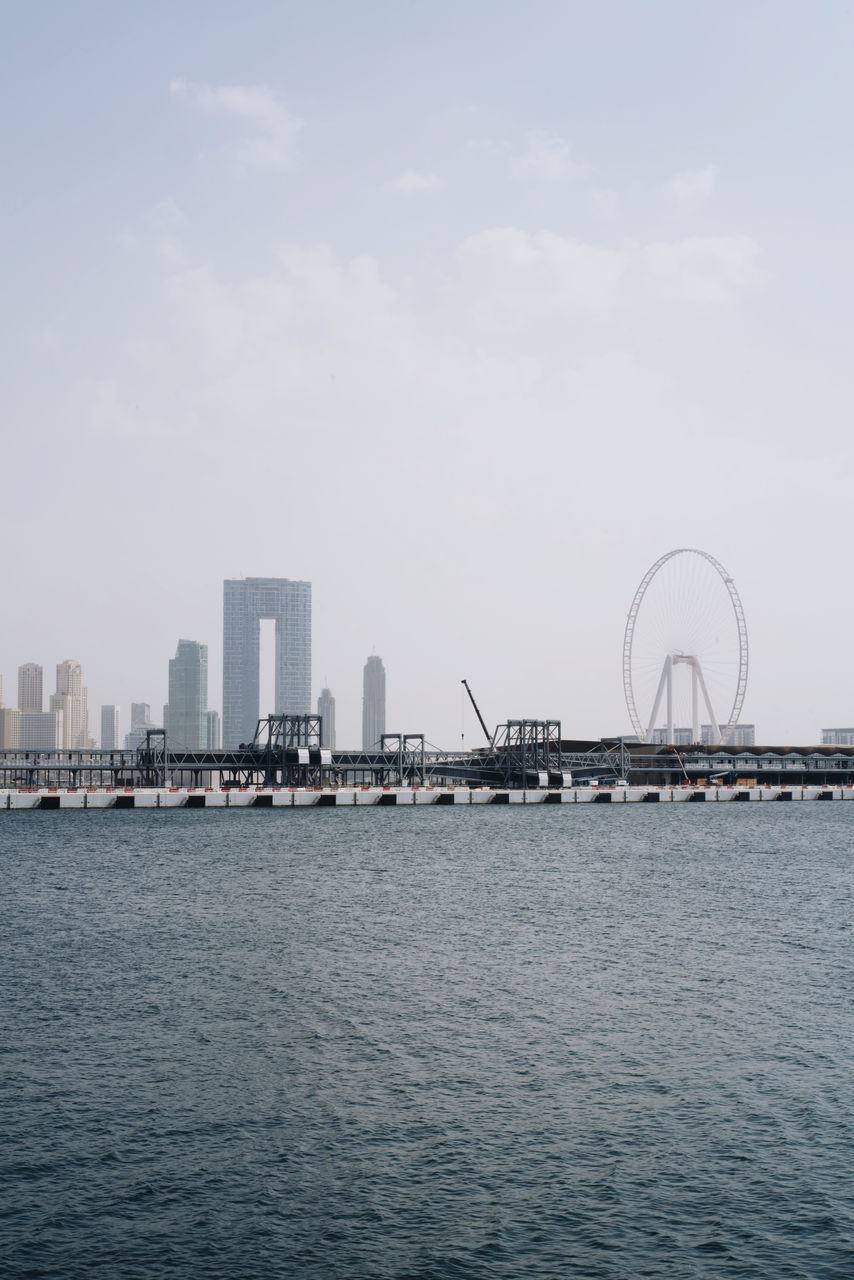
left=461, top=678, right=491, bottom=744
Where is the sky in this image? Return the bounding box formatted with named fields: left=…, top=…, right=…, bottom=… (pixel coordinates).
left=2, top=0, right=853, bottom=748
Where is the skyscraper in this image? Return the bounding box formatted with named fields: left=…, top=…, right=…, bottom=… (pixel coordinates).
left=223, top=578, right=311, bottom=747
left=317, top=687, right=336, bottom=750
left=18, top=663, right=43, bottom=713
left=205, top=710, right=221, bottom=750
left=50, top=660, right=89, bottom=748
left=131, top=703, right=151, bottom=732
left=100, top=705, right=121, bottom=750
left=164, top=640, right=208, bottom=750
left=125, top=703, right=155, bottom=751
left=362, top=656, right=386, bottom=750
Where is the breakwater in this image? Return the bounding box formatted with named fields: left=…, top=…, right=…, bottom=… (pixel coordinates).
left=3, top=783, right=854, bottom=808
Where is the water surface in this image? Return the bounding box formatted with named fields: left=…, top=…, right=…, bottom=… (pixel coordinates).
left=3, top=805, right=853, bottom=1277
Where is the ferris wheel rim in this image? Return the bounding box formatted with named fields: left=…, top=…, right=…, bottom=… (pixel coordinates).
left=622, top=547, right=749, bottom=744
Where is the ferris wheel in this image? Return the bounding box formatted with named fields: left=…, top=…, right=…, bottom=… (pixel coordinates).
left=623, top=549, right=748, bottom=745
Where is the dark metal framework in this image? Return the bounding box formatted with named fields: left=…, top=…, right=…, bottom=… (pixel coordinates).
left=381, top=734, right=426, bottom=787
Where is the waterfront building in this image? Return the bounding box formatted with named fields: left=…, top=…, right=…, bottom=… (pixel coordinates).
left=362, top=656, right=386, bottom=750
left=18, top=663, right=43, bottom=713
left=20, top=710, right=63, bottom=750
left=206, top=710, right=221, bottom=750
left=0, top=707, right=21, bottom=749
left=163, top=640, right=208, bottom=750
left=100, top=705, right=121, bottom=750
left=821, top=728, right=854, bottom=745
left=222, top=578, right=311, bottom=747
left=652, top=723, right=756, bottom=746
left=49, top=660, right=90, bottom=749
left=317, top=687, right=336, bottom=750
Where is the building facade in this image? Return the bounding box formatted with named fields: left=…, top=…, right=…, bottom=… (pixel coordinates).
left=100, top=705, right=121, bottom=750
left=821, top=728, right=854, bottom=745
left=164, top=640, right=208, bottom=750
left=18, top=663, right=43, bottom=713
left=317, top=687, right=336, bottom=750
left=20, top=710, right=63, bottom=750
left=222, top=578, right=311, bottom=747
left=652, top=723, right=756, bottom=746
left=50, top=660, right=90, bottom=749
left=205, top=710, right=221, bottom=750
left=362, top=656, right=386, bottom=750
left=0, top=707, right=21, bottom=749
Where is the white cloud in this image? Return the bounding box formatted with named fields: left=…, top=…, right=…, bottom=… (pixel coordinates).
left=170, top=78, right=301, bottom=172
left=456, top=227, right=761, bottom=325
left=383, top=168, right=444, bottom=196
left=509, top=130, right=582, bottom=182
left=456, top=228, right=627, bottom=326
left=666, top=164, right=718, bottom=207
left=640, top=235, right=760, bottom=303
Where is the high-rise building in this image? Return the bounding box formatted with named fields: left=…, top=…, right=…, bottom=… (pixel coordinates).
left=125, top=703, right=155, bottom=751
left=205, top=710, right=221, bottom=750
left=18, top=663, right=43, bottom=713
left=131, top=703, right=151, bottom=732
left=822, top=728, right=854, bottom=746
left=362, top=656, right=386, bottom=750
left=317, top=687, right=336, bottom=749
left=164, top=640, right=208, bottom=750
left=223, top=578, right=311, bottom=747
left=50, top=660, right=89, bottom=749
left=100, top=705, right=121, bottom=750
left=20, top=710, right=63, bottom=750
left=0, top=707, right=21, bottom=748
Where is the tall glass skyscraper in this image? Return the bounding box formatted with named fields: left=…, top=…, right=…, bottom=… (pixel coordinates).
left=164, top=640, right=208, bottom=750
left=222, top=578, right=311, bottom=747
left=362, top=656, right=386, bottom=750
left=317, top=687, right=336, bottom=750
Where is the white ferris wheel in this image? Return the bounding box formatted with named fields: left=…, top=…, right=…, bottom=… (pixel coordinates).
left=623, top=548, right=748, bottom=745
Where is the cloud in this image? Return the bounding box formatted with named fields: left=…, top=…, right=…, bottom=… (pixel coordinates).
left=456, top=228, right=628, bottom=326
left=170, top=78, right=301, bottom=172
left=640, top=235, right=760, bottom=303
left=509, top=130, right=582, bottom=182
left=383, top=168, right=444, bottom=196
left=666, top=164, right=718, bottom=208
left=456, top=227, right=761, bottom=325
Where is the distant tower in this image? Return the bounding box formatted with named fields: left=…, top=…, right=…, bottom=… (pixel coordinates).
left=100, top=705, right=121, bottom=750
left=222, top=577, right=312, bottom=747
left=131, top=703, right=151, bottom=733
left=164, top=640, right=208, bottom=750
left=317, top=687, right=336, bottom=750
left=50, top=660, right=89, bottom=748
left=205, top=710, right=221, bottom=750
left=362, top=656, right=386, bottom=750
left=18, top=663, right=43, bottom=713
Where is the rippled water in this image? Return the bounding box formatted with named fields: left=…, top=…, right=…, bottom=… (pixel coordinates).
left=3, top=805, right=854, bottom=1278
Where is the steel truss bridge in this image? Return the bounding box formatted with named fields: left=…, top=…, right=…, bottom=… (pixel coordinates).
left=1, top=715, right=853, bottom=790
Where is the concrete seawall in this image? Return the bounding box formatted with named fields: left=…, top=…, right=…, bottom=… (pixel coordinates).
left=3, top=785, right=854, bottom=809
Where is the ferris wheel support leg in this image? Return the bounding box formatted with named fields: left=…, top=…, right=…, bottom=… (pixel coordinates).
left=692, top=660, right=699, bottom=743
left=645, top=655, right=673, bottom=744
left=694, top=661, right=723, bottom=744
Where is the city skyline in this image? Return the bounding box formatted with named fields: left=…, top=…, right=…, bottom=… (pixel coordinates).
left=3, top=3, right=854, bottom=744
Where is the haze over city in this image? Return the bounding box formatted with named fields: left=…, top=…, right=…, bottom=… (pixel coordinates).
left=3, top=1, right=853, bottom=746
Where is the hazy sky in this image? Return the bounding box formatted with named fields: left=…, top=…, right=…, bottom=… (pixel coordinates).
left=2, top=1, right=853, bottom=747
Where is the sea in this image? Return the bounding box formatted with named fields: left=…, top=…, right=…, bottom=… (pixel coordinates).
left=3, top=804, right=853, bottom=1279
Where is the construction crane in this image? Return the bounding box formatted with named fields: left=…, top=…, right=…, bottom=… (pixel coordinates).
left=461, top=678, right=491, bottom=745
